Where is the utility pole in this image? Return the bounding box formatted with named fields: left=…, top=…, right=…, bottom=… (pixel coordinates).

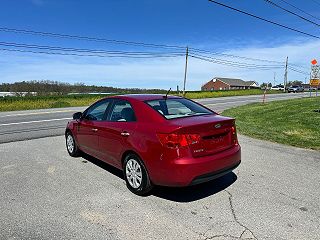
left=183, top=46, right=189, bottom=97
left=283, top=56, right=288, bottom=93
left=273, top=72, right=276, bottom=86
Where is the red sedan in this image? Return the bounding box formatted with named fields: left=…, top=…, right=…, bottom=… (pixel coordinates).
left=65, top=94, right=241, bottom=195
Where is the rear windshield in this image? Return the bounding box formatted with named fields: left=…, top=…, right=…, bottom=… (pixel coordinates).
left=145, top=98, right=213, bottom=120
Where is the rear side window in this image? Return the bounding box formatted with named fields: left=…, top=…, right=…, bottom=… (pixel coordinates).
left=146, top=98, right=213, bottom=119
left=109, top=100, right=136, bottom=122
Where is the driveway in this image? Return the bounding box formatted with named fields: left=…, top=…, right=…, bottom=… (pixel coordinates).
left=0, top=134, right=319, bottom=239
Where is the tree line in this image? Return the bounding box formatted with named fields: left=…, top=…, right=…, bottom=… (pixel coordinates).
left=0, top=80, right=167, bottom=96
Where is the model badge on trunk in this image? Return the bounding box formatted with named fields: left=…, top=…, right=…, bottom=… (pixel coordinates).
left=215, top=124, right=221, bottom=128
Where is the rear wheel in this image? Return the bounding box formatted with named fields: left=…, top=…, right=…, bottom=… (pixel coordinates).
left=66, top=131, right=81, bottom=157
left=123, top=153, right=153, bottom=195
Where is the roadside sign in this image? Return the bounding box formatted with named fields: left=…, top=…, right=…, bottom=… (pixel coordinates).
left=310, top=79, right=320, bottom=86
left=310, top=59, right=319, bottom=97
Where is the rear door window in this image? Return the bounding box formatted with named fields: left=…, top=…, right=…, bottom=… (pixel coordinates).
left=109, top=100, right=136, bottom=122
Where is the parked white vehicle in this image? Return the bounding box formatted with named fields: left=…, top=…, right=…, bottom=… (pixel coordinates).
left=0, top=92, right=37, bottom=97
left=271, top=85, right=284, bottom=91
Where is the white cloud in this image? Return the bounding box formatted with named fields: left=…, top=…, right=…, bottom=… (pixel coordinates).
left=0, top=39, right=318, bottom=90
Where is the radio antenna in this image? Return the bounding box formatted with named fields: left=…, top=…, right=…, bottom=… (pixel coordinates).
left=164, top=88, right=171, bottom=99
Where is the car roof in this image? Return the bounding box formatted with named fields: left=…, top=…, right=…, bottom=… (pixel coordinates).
left=109, top=94, right=183, bottom=101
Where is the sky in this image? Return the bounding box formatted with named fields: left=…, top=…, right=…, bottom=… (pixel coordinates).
left=0, top=0, right=319, bottom=90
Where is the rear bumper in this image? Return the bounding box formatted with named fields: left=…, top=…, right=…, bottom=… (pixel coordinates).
left=149, top=145, right=241, bottom=187
left=190, top=161, right=240, bottom=186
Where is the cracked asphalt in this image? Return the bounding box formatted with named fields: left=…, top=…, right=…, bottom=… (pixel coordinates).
left=1, top=134, right=319, bottom=240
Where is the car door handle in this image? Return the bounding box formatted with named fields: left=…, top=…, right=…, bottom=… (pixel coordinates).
left=92, top=128, right=98, bottom=132
left=121, top=131, right=130, bottom=136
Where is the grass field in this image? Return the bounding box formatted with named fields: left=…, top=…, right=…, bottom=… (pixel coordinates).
left=0, top=94, right=109, bottom=112
left=223, top=97, right=320, bottom=150
left=0, top=89, right=283, bottom=112
left=185, top=89, right=280, bottom=99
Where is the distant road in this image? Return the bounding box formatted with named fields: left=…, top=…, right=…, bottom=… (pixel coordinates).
left=0, top=92, right=308, bottom=144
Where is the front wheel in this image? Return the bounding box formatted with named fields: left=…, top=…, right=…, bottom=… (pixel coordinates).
left=66, top=131, right=81, bottom=157
left=123, top=153, right=153, bottom=195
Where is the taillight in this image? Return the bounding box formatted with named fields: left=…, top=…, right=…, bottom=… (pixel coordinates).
left=231, top=126, right=238, bottom=145
left=157, top=133, right=201, bottom=149
left=186, top=134, right=201, bottom=145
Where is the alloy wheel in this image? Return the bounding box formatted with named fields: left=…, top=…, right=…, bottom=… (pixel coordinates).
left=125, top=159, right=143, bottom=189
left=66, top=134, right=74, bottom=154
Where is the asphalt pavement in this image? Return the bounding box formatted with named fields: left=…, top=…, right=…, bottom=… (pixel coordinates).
left=1, top=92, right=319, bottom=240
left=0, top=135, right=319, bottom=239
left=0, top=92, right=309, bottom=144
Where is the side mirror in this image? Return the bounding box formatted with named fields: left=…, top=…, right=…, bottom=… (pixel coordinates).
left=73, top=112, right=83, bottom=120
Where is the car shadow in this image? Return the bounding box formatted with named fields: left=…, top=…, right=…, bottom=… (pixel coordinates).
left=80, top=153, right=237, bottom=202
left=152, top=172, right=237, bottom=202
left=81, top=153, right=124, bottom=180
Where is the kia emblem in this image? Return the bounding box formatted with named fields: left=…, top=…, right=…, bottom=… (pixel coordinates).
left=215, top=124, right=221, bottom=128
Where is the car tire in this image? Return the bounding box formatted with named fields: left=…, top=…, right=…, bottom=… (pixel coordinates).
left=123, top=153, right=153, bottom=196
left=66, top=131, right=81, bottom=157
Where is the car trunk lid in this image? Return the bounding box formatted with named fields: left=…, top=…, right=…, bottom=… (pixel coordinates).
left=172, top=114, right=237, bottom=157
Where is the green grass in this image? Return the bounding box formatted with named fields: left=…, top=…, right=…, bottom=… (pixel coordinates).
left=0, top=89, right=282, bottom=112
left=0, top=94, right=111, bottom=112
left=185, top=89, right=281, bottom=99
left=222, top=97, right=320, bottom=150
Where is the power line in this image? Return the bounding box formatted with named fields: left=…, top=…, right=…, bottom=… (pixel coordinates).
left=190, top=55, right=283, bottom=70
left=0, top=41, right=288, bottom=69
left=0, top=48, right=184, bottom=58
left=190, top=48, right=283, bottom=64
left=0, top=41, right=283, bottom=68
left=192, top=54, right=309, bottom=75
left=1, top=40, right=308, bottom=73
left=191, top=53, right=282, bottom=68
left=0, top=27, right=184, bottom=50
left=277, top=0, right=320, bottom=22
left=189, top=48, right=307, bottom=70
left=3, top=39, right=306, bottom=71
left=207, top=0, right=320, bottom=39
left=311, top=0, right=320, bottom=6
left=0, top=25, right=308, bottom=69
left=288, top=66, right=309, bottom=75
left=263, top=0, right=320, bottom=27
left=0, top=41, right=184, bottom=57
left=0, top=47, right=309, bottom=76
